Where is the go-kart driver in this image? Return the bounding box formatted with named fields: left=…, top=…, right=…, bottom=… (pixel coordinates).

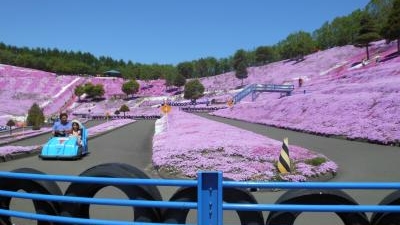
left=52, top=113, right=72, bottom=137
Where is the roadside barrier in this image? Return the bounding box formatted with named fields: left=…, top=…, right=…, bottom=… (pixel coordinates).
left=181, top=106, right=227, bottom=113
left=1, top=163, right=400, bottom=224
left=90, top=115, right=161, bottom=120
left=277, top=137, right=291, bottom=173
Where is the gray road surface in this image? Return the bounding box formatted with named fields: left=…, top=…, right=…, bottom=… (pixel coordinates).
left=1, top=116, right=399, bottom=224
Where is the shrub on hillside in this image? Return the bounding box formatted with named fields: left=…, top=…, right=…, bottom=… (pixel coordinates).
left=26, top=103, right=45, bottom=130
left=6, top=119, right=15, bottom=134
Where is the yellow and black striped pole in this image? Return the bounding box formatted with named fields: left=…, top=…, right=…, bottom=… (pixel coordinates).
left=277, top=137, right=291, bottom=173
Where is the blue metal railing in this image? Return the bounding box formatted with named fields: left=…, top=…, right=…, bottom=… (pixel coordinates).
left=1, top=170, right=400, bottom=224
left=233, top=84, right=256, bottom=103
left=233, top=84, right=295, bottom=103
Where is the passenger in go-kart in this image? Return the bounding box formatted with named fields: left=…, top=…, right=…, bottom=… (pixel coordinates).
left=70, top=120, right=83, bottom=146
left=52, top=113, right=72, bottom=137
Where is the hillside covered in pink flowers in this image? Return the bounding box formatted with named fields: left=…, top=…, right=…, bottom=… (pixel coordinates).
left=0, top=40, right=399, bottom=145
left=208, top=41, right=400, bottom=145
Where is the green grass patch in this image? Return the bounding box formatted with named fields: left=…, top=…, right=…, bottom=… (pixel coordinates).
left=304, top=157, right=327, bottom=166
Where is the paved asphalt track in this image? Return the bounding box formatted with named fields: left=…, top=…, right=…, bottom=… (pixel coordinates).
left=1, top=116, right=399, bottom=224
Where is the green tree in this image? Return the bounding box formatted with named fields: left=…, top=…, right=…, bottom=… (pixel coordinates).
left=91, top=84, right=105, bottom=99
left=194, top=58, right=208, bottom=78
left=83, top=83, right=94, bottom=97
left=184, top=79, right=205, bottom=103
left=217, top=57, right=233, bottom=74
left=313, top=21, right=335, bottom=49
left=366, top=0, right=395, bottom=32
left=74, top=85, right=85, bottom=101
left=6, top=119, right=15, bottom=135
left=26, top=103, right=45, bottom=130
left=255, top=46, right=274, bottom=65
left=119, top=104, right=130, bottom=116
left=333, top=11, right=363, bottom=46
left=177, top=62, right=194, bottom=78
left=245, top=50, right=257, bottom=67
left=173, top=73, right=186, bottom=89
left=164, top=73, right=174, bottom=90
left=139, top=65, right=152, bottom=83
left=114, top=110, right=120, bottom=116
left=233, top=49, right=248, bottom=86
left=313, top=10, right=363, bottom=49
left=204, top=57, right=218, bottom=76
left=278, top=31, right=316, bottom=60
left=121, top=79, right=140, bottom=98
left=354, top=12, right=381, bottom=60
left=381, top=0, right=400, bottom=52
left=83, top=83, right=105, bottom=99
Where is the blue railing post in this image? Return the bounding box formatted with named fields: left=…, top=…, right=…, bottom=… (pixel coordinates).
left=198, top=171, right=223, bottom=225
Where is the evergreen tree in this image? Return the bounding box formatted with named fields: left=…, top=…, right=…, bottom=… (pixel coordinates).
left=194, top=58, right=208, bottom=77
left=277, top=31, right=316, bottom=60
left=233, top=49, right=248, bottom=86
left=176, top=62, right=194, bottom=78
left=366, top=0, right=395, bottom=31
left=173, top=73, right=186, bottom=90
left=255, top=46, right=273, bottom=65
left=26, top=103, right=45, bottom=130
left=184, top=79, right=205, bottom=103
left=381, top=0, right=400, bottom=52
left=217, top=57, right=234, bottom=74
left=354, top=12, right=381, bottom=59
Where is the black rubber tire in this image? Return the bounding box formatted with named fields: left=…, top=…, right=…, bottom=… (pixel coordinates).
left=370, top=190, right=400, bottom=225
left=61, top=163, right=162, bottom=223
left=372, top=212, right=400, bottom=225
left=0, top=168, right=62, bottom=225
left=110, top=163, right=162, bottom=202
left=163, top=186, right=264, bottom=225
left=265, top=189, right=370, bottom=225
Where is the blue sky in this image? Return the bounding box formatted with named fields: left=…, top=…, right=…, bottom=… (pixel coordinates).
left=1, top=0, right=369, bottom=65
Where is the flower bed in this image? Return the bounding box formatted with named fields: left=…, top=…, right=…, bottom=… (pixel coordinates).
left=152, top=110, right=337, bottom=182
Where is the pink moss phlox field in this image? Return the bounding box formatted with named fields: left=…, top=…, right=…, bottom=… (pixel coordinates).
left=0, top=64, right=83, bottom=124
left=0, top=145, right=41, bottom=155
left=0, top=65, right=169, bottom=125
left=152, top=110, right=337, bottom=181
left=0, top=128, right=52, bottom=145
left=211, top=41, right=400, bottom=144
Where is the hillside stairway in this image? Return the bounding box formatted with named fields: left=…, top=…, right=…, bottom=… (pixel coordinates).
left=233, top=84, right=294, bottom=103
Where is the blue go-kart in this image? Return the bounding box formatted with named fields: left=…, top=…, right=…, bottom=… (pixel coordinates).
left=39, top=123, right=89, bottom=160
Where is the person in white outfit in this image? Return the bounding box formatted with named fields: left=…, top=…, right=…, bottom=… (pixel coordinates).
left=70, top=120, right=82, bottom=146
